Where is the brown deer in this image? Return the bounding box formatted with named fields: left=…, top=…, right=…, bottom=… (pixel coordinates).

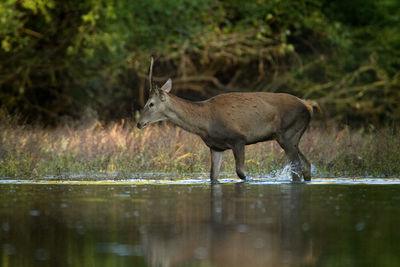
left=137, top=61, right=320, bottom=182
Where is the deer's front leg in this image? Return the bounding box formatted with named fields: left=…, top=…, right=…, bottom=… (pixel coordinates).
left=233, top=144, right=246, bottom=180
left=210, top=149, right=223, bottom=182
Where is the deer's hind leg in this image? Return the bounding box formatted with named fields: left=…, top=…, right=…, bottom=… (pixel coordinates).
left=299, top=151, right=311, bottom=181
left=277, top=117, right=311, bottom=182
left=278, top=140, right=303, bottom=182
left=295, top=119, right=312, bottom=181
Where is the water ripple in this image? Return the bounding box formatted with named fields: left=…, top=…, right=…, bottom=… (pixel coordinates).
left=1, top=177, right=400, bottom=185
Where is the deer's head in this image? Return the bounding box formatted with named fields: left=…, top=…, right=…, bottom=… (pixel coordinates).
left=137, top=78, right=172, bottom=129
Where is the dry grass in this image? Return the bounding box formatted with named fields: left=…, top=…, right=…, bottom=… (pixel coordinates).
left=0, top=115, right=399, bottom=179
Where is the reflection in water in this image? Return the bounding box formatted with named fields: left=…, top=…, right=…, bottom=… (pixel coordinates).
left=143, top=184, right=314, bottom=266
left=1, top=183, right=400, bottom=266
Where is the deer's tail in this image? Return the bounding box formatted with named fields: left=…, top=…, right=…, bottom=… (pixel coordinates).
left=300, top=99, right=321, bottom=117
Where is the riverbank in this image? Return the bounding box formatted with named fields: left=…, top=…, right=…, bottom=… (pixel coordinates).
left=1, top=117, right=399, bottom=179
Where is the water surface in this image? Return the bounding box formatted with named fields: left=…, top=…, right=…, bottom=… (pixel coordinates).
left=1, top=178, right=400, bottom=266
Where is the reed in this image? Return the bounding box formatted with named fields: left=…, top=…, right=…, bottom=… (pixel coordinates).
left=0, top=115, right=399, bottom=179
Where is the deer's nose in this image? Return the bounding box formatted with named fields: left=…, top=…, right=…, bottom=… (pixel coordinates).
left=137, top=122, right=143, bottom=129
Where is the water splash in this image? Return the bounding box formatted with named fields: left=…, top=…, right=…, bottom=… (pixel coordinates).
left=270, top=164, right=293, bottom=181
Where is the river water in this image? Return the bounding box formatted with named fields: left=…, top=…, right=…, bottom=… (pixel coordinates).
left=1, top=177, right=400, bottom=266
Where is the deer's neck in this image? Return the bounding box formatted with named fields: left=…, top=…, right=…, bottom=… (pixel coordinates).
left=165, top=94, right=210, bottom=137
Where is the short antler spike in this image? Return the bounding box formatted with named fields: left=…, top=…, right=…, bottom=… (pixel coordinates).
left=149, top=57, right=154, bottom=92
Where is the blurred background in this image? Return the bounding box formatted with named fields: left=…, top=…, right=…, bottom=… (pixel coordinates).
left=1, top=0, right=399, bottom=126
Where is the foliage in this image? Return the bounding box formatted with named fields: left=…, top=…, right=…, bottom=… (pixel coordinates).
left=0, top=111, right=399, bottom=179
left=0, top=0, right=399, bottom=125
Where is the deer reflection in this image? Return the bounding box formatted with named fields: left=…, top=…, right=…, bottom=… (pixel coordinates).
left=141, top=184, right=316, bottom=267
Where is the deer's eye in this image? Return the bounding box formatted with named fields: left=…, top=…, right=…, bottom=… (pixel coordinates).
left=149, top=102, right=154, bottom=108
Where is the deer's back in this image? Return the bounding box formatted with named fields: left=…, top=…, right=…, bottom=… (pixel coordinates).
left=203, top=92, right=309, bottom=146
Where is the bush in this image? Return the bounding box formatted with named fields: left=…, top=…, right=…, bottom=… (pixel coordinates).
left=0, top=0, right=399, bottom=125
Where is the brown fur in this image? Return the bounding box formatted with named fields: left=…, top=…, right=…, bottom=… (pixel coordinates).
left=299, top=99, right=321, bottom=117
left=137, top=80, right=319, bottom=182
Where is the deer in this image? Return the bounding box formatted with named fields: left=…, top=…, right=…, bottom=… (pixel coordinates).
left=137, top=59, right=320, bottom=182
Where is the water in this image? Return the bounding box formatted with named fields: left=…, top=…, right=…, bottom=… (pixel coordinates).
left=1, top=178, right=400, bottom=267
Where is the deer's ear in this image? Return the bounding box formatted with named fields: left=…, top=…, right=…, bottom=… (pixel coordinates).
left=159, top=91, right=166, bottom=102
left=154, top=88, right=167, bottom=102
left=161, top=78, right=172, bottom=93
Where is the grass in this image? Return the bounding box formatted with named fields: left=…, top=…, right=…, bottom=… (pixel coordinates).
left=0, top=114, right=399, bottom=179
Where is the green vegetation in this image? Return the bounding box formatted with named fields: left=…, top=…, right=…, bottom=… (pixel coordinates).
left=1, top=0, right=399, bottom=125
left=1, top=1, right=399, bottom=179
left=1, top=112, right=399, bottom=179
